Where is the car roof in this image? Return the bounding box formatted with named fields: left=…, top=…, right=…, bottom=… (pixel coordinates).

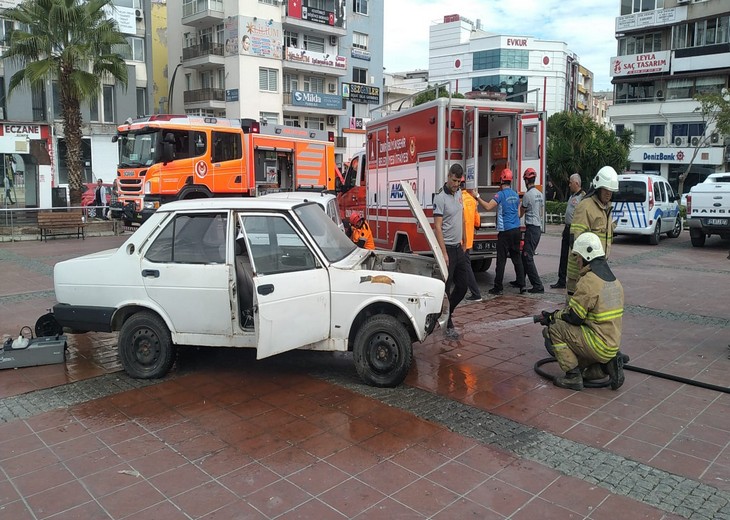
left=259, top=191, right=336, bottom=202
left=619, top=174, right=665, bottom=182
left=156, top=197, right=311, bottom=213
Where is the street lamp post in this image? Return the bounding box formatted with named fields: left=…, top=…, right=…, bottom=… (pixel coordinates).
left=167, top=60, right=183, bottom=113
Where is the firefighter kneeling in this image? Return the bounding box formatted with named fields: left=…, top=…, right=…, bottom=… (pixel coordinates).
left=536, top=232, right=625, bottom=391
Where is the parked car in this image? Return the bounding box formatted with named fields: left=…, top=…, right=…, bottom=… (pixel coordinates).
left=258, top=191, right=344, bottom=232
left=612, top=173, right=682, bottom=245
left=80, top=182, right=112, bottom=219
left=687, top=172, right=730, bottom=247
left=51, top=192, right=448, bottom=387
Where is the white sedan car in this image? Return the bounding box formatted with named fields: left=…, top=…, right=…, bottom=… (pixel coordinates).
left=51, top=192, right=447, bottom=387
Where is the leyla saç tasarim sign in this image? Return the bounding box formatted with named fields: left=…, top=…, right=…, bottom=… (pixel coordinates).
left=610, top=51, right=670, bottom=77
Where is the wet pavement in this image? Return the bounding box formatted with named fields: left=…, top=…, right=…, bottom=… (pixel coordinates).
left=0, top=227, right=729, bottom=519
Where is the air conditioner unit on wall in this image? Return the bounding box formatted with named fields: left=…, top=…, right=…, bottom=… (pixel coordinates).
left=135, top=9, right=142, bottom=20
left=710, top=132, right=720, bottom=144
left=327, top=115, right=336, bottom=125
left=690, top=135, right=701, bottom=146
left=654, top=136, right=665, bottom=146
left=328, top=83, right=336, bottom=93
left=329, top=36, right=337, bottom=46
left=654, top=90, right=664, bottom=101
left=674, top=136, right=688, bottom=146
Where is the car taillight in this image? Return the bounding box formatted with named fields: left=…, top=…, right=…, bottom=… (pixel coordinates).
left=687, top=194, right=692, bottom=214
left=648, top=182, right=654, bottom=210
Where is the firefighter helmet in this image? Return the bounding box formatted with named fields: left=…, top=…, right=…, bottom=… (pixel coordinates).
left=592, top=166, right=619, bottom=192
left=572, top=232, right=605, bottom=262
left=349, top=211, right=362, bottom=226
left=523, top=168, right=537, bottom=181
left=500, top=169, right=513, bottom=183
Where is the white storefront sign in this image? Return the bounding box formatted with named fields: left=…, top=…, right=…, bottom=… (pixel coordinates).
left=610, top=50, right=670, bottom=77
left=630, top=147, right=724, bottom=165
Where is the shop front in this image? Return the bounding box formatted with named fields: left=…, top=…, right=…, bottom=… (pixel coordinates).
left=0, top=123, right=54, bottom=209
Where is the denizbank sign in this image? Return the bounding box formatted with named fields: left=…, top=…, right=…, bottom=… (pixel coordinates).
left=630, top=147, right=723, bottom=165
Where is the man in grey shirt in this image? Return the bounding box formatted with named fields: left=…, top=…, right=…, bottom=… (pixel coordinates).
left=433, top=164, right=470, bottom=339
left=551, top=173, right=585, bottom=288
left=517, top=168, right=544, bottom=293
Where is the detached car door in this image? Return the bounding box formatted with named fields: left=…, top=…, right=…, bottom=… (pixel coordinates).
left=141, top=211, right=233, bottom=336
left=239, top=212, right=330, bottom=359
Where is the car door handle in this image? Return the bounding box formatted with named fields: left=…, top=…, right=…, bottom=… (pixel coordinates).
left=142, top=269, right=160, bottom=278
left=257, top=284, right=274, bottom=295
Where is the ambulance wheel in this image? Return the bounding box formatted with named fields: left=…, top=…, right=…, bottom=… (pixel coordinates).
left=118, top=312, right=176, bottom=379
left=667, top=216, right=682, bottom=238
left=690, top=228, right=706, bottom=247
left=648, top=220, right=661, bottom=245
left=353, top=315, right=412, bottom=388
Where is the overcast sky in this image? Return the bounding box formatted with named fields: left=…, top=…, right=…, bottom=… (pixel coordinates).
left=383, top=0, right=618, bottom=92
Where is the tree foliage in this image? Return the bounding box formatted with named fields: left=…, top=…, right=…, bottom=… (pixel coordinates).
left=1, top=0, right=129, bottom=206
left=677, top=90, right=730, bottom=196
left=546, top=111, right=632, bottom=200
left=413, top=85, right=465, bottom=106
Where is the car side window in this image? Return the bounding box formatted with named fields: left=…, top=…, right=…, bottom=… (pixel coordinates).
left=241, top=214, right=317, bottom=275
left=145, top=212, right=228, bottom=264
left=653, top=181, right=665, bottom=203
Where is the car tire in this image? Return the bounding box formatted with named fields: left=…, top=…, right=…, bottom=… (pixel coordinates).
left=648, top=220, right=661, bottom=245
left=471, top=258, right=492, bottom=272
left=353, top=314, right=412, bottom=388
left=690, top=228, right=706, bottom=247
left=667, top=216, right=682, bottom=238
left=118, top=312, right=176, bottom=379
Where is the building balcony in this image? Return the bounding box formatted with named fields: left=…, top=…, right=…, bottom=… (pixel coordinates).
left=183, top=88, right=226, bottom=110
left=182, top=0, right=224, bottom=28
left=182, top=42, right=225, bottom=70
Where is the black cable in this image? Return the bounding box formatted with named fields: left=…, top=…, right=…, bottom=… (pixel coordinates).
left=534, top=357, right=730, bottom=394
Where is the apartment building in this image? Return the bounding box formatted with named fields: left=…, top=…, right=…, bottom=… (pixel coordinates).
left=427, top=14, right=592, bottom=118
left=607, top=0, right=729, bottom=194
left=166, top=0, right=384, bottom=167
left=0, top=0, right=154, bottom=209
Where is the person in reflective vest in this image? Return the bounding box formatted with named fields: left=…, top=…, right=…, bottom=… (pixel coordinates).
left=349, top=211, right=374, bottom=250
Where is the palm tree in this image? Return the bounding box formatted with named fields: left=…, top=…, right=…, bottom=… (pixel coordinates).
left=1, top=0, right=128, bottom=206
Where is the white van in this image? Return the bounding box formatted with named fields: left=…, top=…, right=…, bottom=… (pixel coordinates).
left=612, top=173, right=683, bottom=245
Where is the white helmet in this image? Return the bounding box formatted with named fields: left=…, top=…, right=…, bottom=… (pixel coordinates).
left=572, top=232, right=605, bottom=262
left=592, top=166, right=619, bottom=192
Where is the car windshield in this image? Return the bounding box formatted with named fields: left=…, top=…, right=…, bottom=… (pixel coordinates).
left=294, top=203, right=355, bottom=262
left=118, top=130, right=160, bottom=167
left=613, top=181, right=647, bottom=203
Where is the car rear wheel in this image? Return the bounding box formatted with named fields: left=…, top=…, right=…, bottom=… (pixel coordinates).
left=690, top=228, right=706, bottom=247
left=353, top=315, right=412, bottom=388
left=667, top=216, right=682, bottom=238
left=118, top=312, right=176, bottom=379
left=471, top=258, right=493, bottom=272
left=648, top=221, right=661, bottom=245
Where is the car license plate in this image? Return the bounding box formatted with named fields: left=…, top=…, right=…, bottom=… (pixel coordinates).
left=707, top=218, right=728, bottom=226
left=473, top=241, right=496, bottom=252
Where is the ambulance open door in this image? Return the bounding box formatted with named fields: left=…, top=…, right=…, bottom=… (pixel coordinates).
left=517, top=112, right=545, bottom=194
left=464, top=108, right=479, bottom=190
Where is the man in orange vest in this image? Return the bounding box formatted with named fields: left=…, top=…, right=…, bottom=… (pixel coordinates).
left=349, top=211, right=375, bottom=250
left=462, top=187, right=482, bottom=301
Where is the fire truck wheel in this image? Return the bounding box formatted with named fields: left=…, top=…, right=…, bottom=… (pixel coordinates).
left=118, top=312, right=176, bottom=379
left=353, top=314, right=412, bottom=388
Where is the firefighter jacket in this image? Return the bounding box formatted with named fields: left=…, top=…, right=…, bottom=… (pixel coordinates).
left=462, top=191, right=481, bottom=250
left=557, top=264, right=624, bottom=362
left=566, top=194, right=616, bottom=292
left=352, top=222, right=375, bottom=250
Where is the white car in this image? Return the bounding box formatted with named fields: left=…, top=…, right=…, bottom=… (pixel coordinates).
left=612, top=173, right=683, bottom=245
left=258, top=191, right=344, bottom=232
left=51, top=188, right=447, bottom=387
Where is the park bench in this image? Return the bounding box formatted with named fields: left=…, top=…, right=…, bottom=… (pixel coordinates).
left=37, top=211, right=86, bottom=242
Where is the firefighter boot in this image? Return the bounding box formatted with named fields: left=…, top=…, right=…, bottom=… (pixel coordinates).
left=582, top=363, right=608, bottom=381
left=554, top=368, right=584, bottom=391
left=605, top=352, right=625, bottom=390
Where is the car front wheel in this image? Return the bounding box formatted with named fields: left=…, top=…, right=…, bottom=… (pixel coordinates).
left=667, top=216, right=682, bottom=238
left=118, top=312, right=176, bottom=379
left=353, top=315, right=412, bottom=388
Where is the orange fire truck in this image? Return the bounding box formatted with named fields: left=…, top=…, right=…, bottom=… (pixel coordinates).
left=115, top=115, right=336, bottom=223
left=337, top=97, right=546, bottom=270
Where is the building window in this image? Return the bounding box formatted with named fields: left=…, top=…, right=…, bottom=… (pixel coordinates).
left=259, top=0, right=277, bottom=4
left=259, top=68, right=278, bottom=92
left=136, top=88, right=147, bottom=117
left=284, top=31, right=298, bottom=49
left=185, top=73, right=192, bottom=91
left=303, top=34, right=324, bottom=53
left=0, top=19, right=14, bottom=46
left=304, top=116, right=324, bottom=130
left=307, top=0, right=326, bottom=8
left=303, top=76, right=324, bottom=93
left=671, top=122, right=706, bottom=141
left=354, top=0, right=368, bottom=15
left=283, top=115, right=300, bottom=127
left=103, top=85, right=115, bottom=123
left=353, top=32, right=368, bottom=50
left=471, top=75, right=529, bottom=100
left=52, top=81, right=61, bottom=120
left=633, top=123, right=665, bottom=144
left=473, top=49, right=529, bottom=70
left=112, top=36, right=144, bottom=61
left=672, top=16, right=730, bottom=49
left=284, top=74, right=299, bottom=92
left=352, top=67, right=367, bottom=84
left=620, top=0, right=665, bottom=16
left=31, top=84, right=46, bottom=122
left=618, top=32, right=661, bottom=56
left=260, top=112, right=279, bottom=125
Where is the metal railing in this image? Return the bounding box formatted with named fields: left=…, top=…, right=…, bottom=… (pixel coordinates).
left=183, top=88, right=225, bottom=103
left=1, top=206, right=123, bottom=242
left=182, top=42, right=224, bottom=60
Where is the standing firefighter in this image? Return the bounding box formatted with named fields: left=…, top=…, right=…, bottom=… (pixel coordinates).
left=536, top=232, right=625, bottom=391
left=348, top=211, right=375, bottom=250
left=566, top=166, right=619, bottom=299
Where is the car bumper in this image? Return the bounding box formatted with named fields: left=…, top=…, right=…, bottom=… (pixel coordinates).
left=614, top=224, right=654, bottom=236
left=53, top=303, right=115, bottom=333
